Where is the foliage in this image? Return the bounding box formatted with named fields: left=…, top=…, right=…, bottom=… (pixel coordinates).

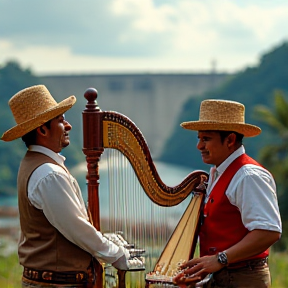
left=0, top=252, right=22, bottom=288
left=254, top=91, right=288, bottom=250
left=0, top=61, right=41, bottom=197
left=0, top=61, right=82, bottom=197
left=1, top=41, right=288, bottom=250
left=269, top=250, right=288, bottom=287
left=254, top=91, right=288, bottom=182
left=1, top=42, right=288, bottom=195
left=0, top=249, right=287, bottom=288
left=160, top=41, right=288, bottom=249
left=160, top=41, right=288, bottom=169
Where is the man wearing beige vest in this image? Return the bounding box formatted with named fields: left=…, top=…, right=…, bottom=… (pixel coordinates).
left=1, top=85, right=143, bottom=287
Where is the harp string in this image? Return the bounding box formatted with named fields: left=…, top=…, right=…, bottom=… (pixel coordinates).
left=99, top=148, right=192, bottom=272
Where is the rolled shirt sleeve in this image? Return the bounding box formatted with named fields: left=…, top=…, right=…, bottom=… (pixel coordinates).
left=227, top=164, right=282, bottom=233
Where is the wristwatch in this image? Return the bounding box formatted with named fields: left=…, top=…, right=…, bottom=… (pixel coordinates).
left=217, top=251, right=228, bottom=265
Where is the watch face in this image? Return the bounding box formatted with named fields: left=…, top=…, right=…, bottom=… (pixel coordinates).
left=218, top=252, right=228, bottom=265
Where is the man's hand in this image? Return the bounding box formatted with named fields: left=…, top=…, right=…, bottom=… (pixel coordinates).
left=173, top=255, right=224, bottom=285
left=173, top=271, right=201, bottom=287
left=112, top=254, right=145, bottom=270
left=112, top=254, right=129, bottom=270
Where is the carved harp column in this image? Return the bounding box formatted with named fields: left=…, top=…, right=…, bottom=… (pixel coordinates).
left=82, top=88, right=104, bottom=230
left=82, top=88, right=104, bottom=288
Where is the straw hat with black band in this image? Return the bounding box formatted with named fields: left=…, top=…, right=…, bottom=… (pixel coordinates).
left=1, top=85, right=76, bottom=142
left=181, top=99, right=261, bottom=137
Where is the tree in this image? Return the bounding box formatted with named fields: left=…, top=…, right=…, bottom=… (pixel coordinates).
left=254, top=90, right=288, bottom=250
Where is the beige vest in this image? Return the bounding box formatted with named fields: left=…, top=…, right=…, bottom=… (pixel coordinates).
left=18, top=151, right=92, bottom=271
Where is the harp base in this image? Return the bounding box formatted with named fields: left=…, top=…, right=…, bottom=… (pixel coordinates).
left=145, top=279, right=179, bottom=288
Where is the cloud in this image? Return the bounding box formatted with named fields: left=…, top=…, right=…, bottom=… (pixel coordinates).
left=0, top=0, right=287, bottom=74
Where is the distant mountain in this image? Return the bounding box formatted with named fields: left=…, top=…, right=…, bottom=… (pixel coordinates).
left=1, top=41, right=287, bottom=197
left=159, top=41, right=288, bottom=171
left=0, top=62, right=228, bottom=197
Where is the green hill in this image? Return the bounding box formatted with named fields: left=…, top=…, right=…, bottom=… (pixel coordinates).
left=0, top=62, right=41, bottom=196
left=1, top=41, right=288, bottom=198
left=159, top=41, right=288, bottom=171
left=0, top=61, right=85, bottom=196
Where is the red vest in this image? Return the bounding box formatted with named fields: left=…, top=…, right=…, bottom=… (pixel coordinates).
left=199, top=154, right=269, bottom=259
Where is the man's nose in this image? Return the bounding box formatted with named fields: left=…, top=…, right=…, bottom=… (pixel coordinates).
left=197, top=140, right=204, bottom=150
left=64, top=120, right=72, bottom=131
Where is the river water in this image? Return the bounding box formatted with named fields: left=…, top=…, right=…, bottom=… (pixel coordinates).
left=0, top=160, right=206, bottom=261
left=0, top=160, right=204, bottom=228
left=0, top=161, right=196, bottom=207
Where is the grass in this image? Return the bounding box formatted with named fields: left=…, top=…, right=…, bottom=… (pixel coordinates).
left=0, top=253, right=22, bottom=288
left=0, top=250, right=288, bottom=288
left=269, top=251, right=288, bottom=287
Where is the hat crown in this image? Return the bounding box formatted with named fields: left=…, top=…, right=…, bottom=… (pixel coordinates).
left=180, top=99, right=261, bottom=137
left=199, top=100, right=245, bottom=123
left=9, top=85, right=57, bottom=124
left=1, top=84, right=76, bottom=141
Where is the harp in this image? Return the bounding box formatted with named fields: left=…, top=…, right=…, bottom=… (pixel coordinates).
left=82, top=88, right=208, bottom=288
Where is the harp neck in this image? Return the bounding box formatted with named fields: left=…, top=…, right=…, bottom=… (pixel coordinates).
left=82, top=88, right=207, bottom=228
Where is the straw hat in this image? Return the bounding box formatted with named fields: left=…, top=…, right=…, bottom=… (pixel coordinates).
left=181, top=99, right=261, bottom=137
left=1, top=85, right=76, bottom=141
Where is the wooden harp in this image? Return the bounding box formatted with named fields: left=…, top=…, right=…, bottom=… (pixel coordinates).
left=82, top=88, right=208, bottom=288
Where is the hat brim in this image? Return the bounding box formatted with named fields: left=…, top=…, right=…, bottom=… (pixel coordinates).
left=180, top=121, right=261, bottom=137
left=1, top=96, right=76, bottom=141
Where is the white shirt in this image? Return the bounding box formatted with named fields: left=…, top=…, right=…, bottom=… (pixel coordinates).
left=27, top=145, right=128, bottom=264
left=206, top=146, right=282, bottom=233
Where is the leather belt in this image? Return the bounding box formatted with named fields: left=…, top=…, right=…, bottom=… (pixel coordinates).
left=226, top=257, right=268, bottom=270
left=23, top=267, right=89, bottom=284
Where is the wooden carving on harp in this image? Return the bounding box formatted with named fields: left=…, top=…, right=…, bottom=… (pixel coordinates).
left=82, top=88, right=208, bottom=288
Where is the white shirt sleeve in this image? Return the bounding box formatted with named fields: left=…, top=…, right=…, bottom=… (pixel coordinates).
left=226, top=164, right=282, bottom=233
left=28, top=163, right=128, bottom=264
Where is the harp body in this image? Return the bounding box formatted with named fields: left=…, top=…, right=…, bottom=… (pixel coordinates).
left=82, top=88, right=208, bottom=288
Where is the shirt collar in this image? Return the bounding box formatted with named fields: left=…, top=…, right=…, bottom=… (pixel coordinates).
left=215, top=145, right=245, bottom=176
left=28, top=145, right=66, bottom=166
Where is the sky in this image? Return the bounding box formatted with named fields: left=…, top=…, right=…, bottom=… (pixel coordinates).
left=0, top=0, right=287, bottom=75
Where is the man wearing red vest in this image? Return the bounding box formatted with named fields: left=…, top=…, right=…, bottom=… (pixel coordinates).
left=173, top=99, right=281, bottom=288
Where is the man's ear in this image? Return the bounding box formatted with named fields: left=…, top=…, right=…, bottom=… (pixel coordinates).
left=37, top=126, right=46, bottom=136
left=226, top=133, right=237, bottom=147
